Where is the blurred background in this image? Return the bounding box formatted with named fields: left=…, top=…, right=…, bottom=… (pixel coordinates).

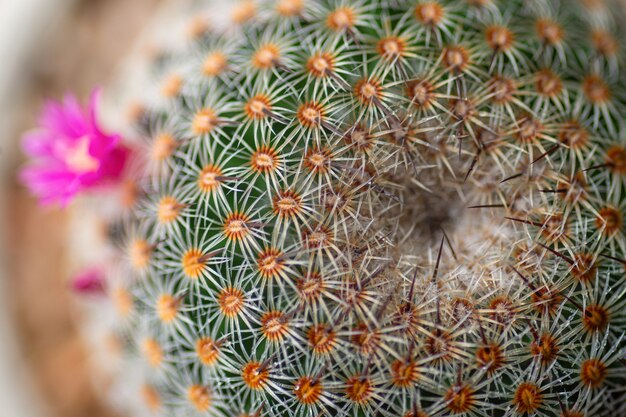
left=0, top=1, right=163, bottom=416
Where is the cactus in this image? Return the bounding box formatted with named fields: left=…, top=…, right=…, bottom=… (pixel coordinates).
left=78, top=0, right=626, bottom=416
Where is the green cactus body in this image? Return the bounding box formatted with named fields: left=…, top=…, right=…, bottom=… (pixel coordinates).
left=99, top=0, right=626, bottom=416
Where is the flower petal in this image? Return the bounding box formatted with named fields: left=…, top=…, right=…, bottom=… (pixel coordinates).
left=19, top=88, right=128, bottom=206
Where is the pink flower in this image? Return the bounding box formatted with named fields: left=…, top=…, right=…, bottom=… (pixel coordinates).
left=71, top=267, right=106, bottom=295
left=20, top=89, right=128, bottom=206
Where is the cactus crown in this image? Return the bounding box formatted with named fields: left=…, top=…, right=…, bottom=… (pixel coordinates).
left=101, top=1, right=626, bottom=416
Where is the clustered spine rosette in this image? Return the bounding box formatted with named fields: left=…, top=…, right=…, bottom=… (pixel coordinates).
left=49, top=0, right=626, bottom=416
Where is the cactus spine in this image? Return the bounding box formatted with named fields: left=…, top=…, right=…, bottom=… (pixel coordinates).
left=98, top=1, right=626, bottom=416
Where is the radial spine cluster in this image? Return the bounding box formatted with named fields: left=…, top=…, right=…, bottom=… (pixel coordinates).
left=100, top=1, right=626, bottom=416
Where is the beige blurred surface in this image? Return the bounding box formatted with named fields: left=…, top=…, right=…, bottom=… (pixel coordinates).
left=1, top=1, right=162, bottom=416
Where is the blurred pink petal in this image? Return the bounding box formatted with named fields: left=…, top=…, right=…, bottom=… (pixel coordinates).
left=20, top=88, right=128, bottom=206
left=71, top=268, right=106, bottom=295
